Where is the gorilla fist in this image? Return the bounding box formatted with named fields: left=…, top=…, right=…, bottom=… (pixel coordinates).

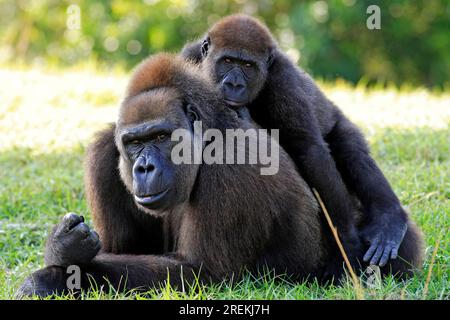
left=44, top=212, right=101, bottom=266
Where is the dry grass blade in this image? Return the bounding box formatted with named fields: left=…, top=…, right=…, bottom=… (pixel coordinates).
left=312, top=188, right=364, bottom=300
left=422, top=238, right=440, bottom=299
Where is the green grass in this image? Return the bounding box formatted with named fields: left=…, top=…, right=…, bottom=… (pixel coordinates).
left=0, top=68, right=448, bottom=300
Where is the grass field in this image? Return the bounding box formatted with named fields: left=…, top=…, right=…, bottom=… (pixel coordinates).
left=0, top=68, right=448, bottom=300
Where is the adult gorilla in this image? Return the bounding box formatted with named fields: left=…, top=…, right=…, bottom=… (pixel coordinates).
left=18, top=54, right=330, bottom=297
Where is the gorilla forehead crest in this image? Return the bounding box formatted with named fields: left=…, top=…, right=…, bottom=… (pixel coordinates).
left=120, top=54, right=214, bottom=125
left=125, top=53, right=210, bottom=99
left=209, top=14, right=275, bottom=55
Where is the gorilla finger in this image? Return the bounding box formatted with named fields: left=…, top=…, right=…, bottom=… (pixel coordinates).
left=363, top=240, right=379, bottom=262
left=390, top=246, right=399, bottom=260
left=61, top=212, right=83, bottom=232
left=90, top=230, right=99, bottom=241
left=70, top=222, right=91, bottom=238
left=379, top=246, right=392, bottom=267
left=62, top=212, right=81, bottom=223
left=54, top=213, right=79, bottom=235
left=369, top=245, right=384, bottom=266
left=83, top=230, right=101, bottom=247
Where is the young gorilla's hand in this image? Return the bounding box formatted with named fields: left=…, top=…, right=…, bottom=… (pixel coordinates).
left=44, top=212, right=101, bottom=266
left=361, top=208, right=408, bottom=267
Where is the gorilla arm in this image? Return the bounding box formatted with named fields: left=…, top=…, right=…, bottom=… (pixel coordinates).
left=326, top=115, right=408, bottom=266
left=17, top=253, right=205, bottom=298
left=290, top=64, right=408, bottom=266
left=251, top=52, right=364, bottom=256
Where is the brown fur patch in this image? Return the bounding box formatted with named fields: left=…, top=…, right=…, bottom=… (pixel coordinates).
left=209, top=14, right=275, bottom=55
left=126, top=53, right=209, bottom=98
left=119, top=88, right=181, bottom=127
left=126, top=53, right=179, bottom=98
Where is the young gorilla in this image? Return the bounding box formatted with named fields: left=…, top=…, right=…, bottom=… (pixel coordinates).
left=18, top=54, right=338, bottom=297
left=181, top=15, right=417, bottom=272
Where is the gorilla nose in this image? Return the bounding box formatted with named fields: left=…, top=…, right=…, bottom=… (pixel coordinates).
left=133, top=157, right=157, bottom=182
left=132, top=157, right=161, bottom=197
left=224, top=81, right=245, bottom=92
left=135, top=162, right=155, bottom=174
left=223, top=82, right=247, bottom=103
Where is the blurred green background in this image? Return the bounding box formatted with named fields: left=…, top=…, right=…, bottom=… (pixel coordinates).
left=1, top=0, right=449, bottom=300
left=0, top=0, right=449, bottom=88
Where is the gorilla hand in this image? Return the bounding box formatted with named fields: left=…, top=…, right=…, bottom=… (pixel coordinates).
left=361, top=209, right=408, bottom=267
left=45, top=212, right=101, bottom=266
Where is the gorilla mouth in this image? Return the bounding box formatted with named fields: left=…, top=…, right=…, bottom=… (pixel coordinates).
left=225, top=99, right=246, bottom=107
left=134, top=188, right=170, bottom=208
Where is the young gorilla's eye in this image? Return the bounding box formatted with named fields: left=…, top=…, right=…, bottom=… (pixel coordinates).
left=245, top=63, right=253, bottom=68
left=224, top=58, right=232, bottom=63
left=130, top=140, right=140, bottom=145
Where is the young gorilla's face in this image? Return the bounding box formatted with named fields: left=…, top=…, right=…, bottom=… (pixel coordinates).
left=203, top=43, right=270, bottom=108
left=115, top=88, right=199, bottom=216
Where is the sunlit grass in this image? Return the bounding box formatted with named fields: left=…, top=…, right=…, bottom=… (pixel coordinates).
left=0, top=68, right=448, bottom=300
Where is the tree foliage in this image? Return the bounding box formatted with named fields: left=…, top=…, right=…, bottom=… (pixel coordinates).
left=0, top=0, right=448, bottom=87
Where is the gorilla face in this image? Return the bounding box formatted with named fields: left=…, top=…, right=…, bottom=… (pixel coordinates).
left=120, top=121, right=175, bottom=210
left=115, top=88, right=200, bottom=216
left=216, top=55, right=257, bottom=107
left=202, top=39, right=272, bottom=108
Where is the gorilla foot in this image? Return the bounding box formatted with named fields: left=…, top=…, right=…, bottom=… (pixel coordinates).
left=16, top=266, right=69, bottom=299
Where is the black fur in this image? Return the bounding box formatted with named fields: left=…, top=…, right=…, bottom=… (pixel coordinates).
left=182, top=15, right=422, bottom=271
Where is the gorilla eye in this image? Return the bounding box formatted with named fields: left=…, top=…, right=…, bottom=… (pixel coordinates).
left=130, top=140, right=141, bottom=145
left=245, top=63, right=253, bottom=68
left=155, top=133, right=168, bottom=142
left=224, top=58, right=232, bottom=63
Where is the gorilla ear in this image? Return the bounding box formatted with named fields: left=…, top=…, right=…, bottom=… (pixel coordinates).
left=201, top=37, right=210, bottom=58
left=184, top=103, right=200, bottom=123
